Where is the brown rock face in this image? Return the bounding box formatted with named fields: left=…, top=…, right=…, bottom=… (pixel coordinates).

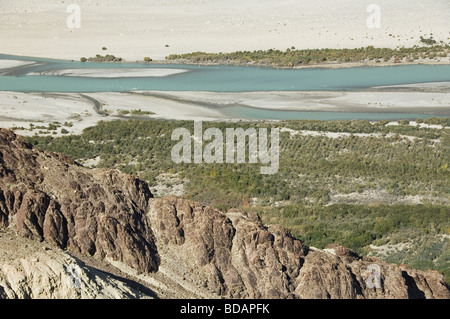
left=149, top=197, right=450, bottom=299
left=1, top=129, right=449, bottom=299
left=0, top=128, right=159, bottom=273
left=148, top=198, right=307, bottom=298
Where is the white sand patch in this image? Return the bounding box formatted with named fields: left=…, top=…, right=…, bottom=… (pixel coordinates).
left=30, top=68, right=188, bottom=78
left=0, top=59, right=34, bottom=69
left=80, top=156, right=101, bottom=168
left=386, top=121, right=448, bottom=129
left=369, top=242, right=413, bottom=257
left=280, top=127, right=432, bottom=143
left=414, top=123, right=445, bottom=129
left=328, top=189, right=448, bottom=205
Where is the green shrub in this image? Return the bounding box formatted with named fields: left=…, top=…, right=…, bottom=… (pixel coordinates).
left=165, top=45, right=450, bottom=67
left=130, top=109, right=154, bottom=115
left=420, top=36, right=437, bottom=45
left=117, top=109, right=130, bottom=115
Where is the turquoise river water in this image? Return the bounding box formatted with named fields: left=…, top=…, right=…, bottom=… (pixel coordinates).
left=1, top=54, right=449, bottom=120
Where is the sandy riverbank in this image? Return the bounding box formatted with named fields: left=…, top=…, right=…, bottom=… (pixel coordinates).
left=29, top=68, right=188, bottom=78
left=1, top=0, right=449, bottom=62
left=0, top=87, right=448, bottom=136
left=0, top=59, right=34, bottom=69
left=0, top=91, right=225, bottom=136
left=142, top=90, right=450, bottom=112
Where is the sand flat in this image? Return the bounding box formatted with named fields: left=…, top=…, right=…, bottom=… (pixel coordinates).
left=29, top=68, right=188, bottom=78
left=0, top=59, right=34, bottom=69
left=141, top=90, right=450, bottom=112
left=0, top=0, right=449, bottom=61
left=1, top=89, right=448, bottom=137
left=0, top=90, right=225, bottom=136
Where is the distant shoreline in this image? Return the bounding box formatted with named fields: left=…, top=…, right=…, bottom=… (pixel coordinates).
left=153, top=58, right=450, bottom=70
left=0, top=52, right=450, bottom=70
left=160, top=45, right=450, bottom=69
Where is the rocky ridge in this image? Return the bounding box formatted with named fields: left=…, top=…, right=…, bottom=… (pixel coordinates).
left=0, top=128, right=448, bottom=299
left=0, top=128, right=159, bottom=274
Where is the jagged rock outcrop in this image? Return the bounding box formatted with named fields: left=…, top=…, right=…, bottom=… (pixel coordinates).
left=148, top=199, right=307, bottom=298
left=148, top=197, right=450, bottom=299
left=0, top=128, right=449, bottom=299
left=0, top=128, right=159, bottom=274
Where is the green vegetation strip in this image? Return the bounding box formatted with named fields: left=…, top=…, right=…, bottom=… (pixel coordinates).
left=166, top=45, right=449, bottom=67
left=25, top=118, right=450, bottom=282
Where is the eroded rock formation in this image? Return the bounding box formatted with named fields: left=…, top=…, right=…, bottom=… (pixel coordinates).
left=0, top=128, right=159, bottom=274
left=148, top=197, right=450, bottom=299
left=0, top=128, right=448, bottom=299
